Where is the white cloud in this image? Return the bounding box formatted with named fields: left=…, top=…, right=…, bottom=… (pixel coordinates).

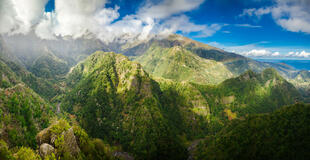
left=241, top=49, right=272, bottom=57
left=238, top=49, right=310, bottom=58
left=1, top=0, right=220, bottom=43
left=239, top=7, right=271, bottom=19
left=272, top=51, right=280, bottom=56
left=35, top=12, right=57, bottom=40
left=235, top=24, right=262, bottom=28
left=240, top=0, right=310, bottom=34
left=0, top=0, right=48, bottom=34
left=286, top=51, right=310, bottom=58
left=137, top=0, right=204, bottom=19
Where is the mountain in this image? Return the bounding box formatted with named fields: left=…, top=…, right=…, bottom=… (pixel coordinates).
left=29, top=50, right=69, bottom=81
left=213, top=68, right=301, bottom=115
left=135, top=45, right=233, bottom=84
left=0, top=83, right=54, bottom=148
left=0, top=33, right=309, bottom=160
left=158, top=68, right=301, bottom=134
left=288, top=70, right=310, bottom=102
left=1, top=33, right=107, bottom=69
left=62, top=51, right=187, bottom=159
left=192, top=103, right=310, bottom=160
left=120, top=35, right=304, bottom=84
left=60, top=50, right=301, bottom=159
left=2, top=34, right=309, bottom=94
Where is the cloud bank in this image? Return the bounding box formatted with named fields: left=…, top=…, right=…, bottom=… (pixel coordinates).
left=0, top=0, right=48, bottom=34
left=240, top=0, right=310, bottom=34
left=240, top=49, right=310, bottom=58
left=0, top=0, right=223, bottom=43
left=240, top=49, right=280, bottom=57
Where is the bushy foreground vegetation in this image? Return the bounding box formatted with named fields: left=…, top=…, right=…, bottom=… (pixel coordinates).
left=0, top=119, right=116, bottom=160
left=193, top=103, right=310, bottom=160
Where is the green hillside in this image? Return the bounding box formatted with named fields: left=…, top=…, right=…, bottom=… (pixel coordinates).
left=29, top=52, right=69, bottom=81
left=0, top=33, right=309, bottom=160
left=125, top=35, right=303, bottom=88
left=135, top=45, right=233, bottom=84
left=193, top=103, right=310, bottom=160
left=157, top=68, right=301, bottom=135
left=62, top=51, right=187, bottom=159
left=0, top=83, right=54, bottom=148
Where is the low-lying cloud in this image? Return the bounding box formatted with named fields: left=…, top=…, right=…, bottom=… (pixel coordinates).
left=240, top=49, right=310, bottom=58
left=240, top=49, right=280, bottom=57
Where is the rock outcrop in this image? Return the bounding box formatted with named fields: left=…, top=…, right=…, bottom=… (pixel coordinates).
left=39, top=143, right=55, bottom=158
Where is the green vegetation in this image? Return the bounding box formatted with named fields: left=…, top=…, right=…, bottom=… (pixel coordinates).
left=6, top=61, right=61, bottom=100
left=156, top=68, right=301, bottom=136
left=0, top=140, right=14, bottom=160
left=62, top=51, right=301, bottom=159
left=36, top=119, right=115, bottom=160
left=200, top=68, right=301, bottom=118
left=193, top=103, right=310, bottom=160
left=0, top=119, right=116, bottom=160
left=0, top=34, right=309, bottom=160
left=63, top=51, right=187, bottom=159
left=288, top=70, right=310, bottom=102
left=135, top=44, right=233, bottom=84
left=14, top=147, right=41, bottom=160
left=0, top=84, right=54, bottom=148
left=29, top=53, right=69, bottom=81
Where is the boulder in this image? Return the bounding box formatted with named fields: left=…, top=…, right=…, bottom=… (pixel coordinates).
left=39, top=143, right=55, bottom=158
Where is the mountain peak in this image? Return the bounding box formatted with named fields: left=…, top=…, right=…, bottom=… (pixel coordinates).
left=166, top=34, right=221, bottom=51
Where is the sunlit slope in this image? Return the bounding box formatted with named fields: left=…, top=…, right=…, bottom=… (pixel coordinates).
left=123, top=35, right=301, bottom=85
left=135, top=45, right=234, bottom=84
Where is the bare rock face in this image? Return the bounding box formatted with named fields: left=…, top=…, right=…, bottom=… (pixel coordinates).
left=36, top=121, right=81, bottom=158
left=40, top=143, right=55, bottom=158
left=63, top=127, right=80, bottom=156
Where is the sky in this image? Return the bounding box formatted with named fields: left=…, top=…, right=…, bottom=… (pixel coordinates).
left=0, top=0, right=310, bottom=59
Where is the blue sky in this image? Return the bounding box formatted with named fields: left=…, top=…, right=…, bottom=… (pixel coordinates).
left=28, top=0, right=310, bottom=59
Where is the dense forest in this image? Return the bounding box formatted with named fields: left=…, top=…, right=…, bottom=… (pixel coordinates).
left=0, top=34, right=309, bottom=160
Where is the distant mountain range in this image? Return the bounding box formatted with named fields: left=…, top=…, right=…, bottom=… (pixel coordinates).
left=0, top=33, right=309, bottom=159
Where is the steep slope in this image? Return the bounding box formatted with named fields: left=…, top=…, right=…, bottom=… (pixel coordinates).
left=155, top=78, right=211, bottom=138
left=214, top=68, right=301, bottom=115
left=0, top=42, right=62, bottom=100
left=193, top=103, right=310, bottom=160
left=4, top=60, right=61, bottom=100
left=62, top=51, right=187, bottom=159
left=135, top=45, right=233, bottom=84
left=288, top=70, right=310, bottom=102
left=157, top=68, right=301, bottom=135
left=0, top=83, right=54, bottom=148
left=1, top=33, right=107, bottom=69
left=29, top=50, right=69, bottom=81
left=122, top=35, right=302, bottom=86
left=0, top=53, right=57, bottom=148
